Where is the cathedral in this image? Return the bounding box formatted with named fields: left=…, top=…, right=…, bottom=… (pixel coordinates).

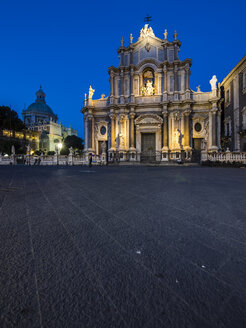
left=82, top=24, right=221, bottom=163
left=23, top=87, right=77, bottom=152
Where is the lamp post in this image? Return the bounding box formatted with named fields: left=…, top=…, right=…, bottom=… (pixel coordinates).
left=57, top=142, right=63, bottom=154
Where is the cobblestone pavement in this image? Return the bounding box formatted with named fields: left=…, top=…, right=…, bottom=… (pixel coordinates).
left=0, top=165, right=246, bottom=328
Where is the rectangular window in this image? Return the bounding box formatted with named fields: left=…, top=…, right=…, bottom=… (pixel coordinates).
left=124, top=54, right=128, bottom=66
left=226, top=123, right=230, bottom=136
left=177, top=75, right=181, bottom=91
left=125, top=79, right=128, bottom=95
left=168, top=50, right=174, bottom=62
left=170, top=76, right=174, bottom=92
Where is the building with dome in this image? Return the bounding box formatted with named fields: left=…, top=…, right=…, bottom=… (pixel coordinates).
left=23, top=87, right=77, bottom=152
left=82, top=24, right=222, bottom=163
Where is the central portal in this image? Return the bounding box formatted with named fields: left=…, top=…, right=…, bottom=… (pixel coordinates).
left=141, top=133, right=156, bottom=162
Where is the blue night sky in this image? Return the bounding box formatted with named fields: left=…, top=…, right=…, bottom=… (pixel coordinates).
left=0, top=0, right=245, bottom=138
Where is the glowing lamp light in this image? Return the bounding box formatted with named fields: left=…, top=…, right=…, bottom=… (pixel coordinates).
left=58, top=143, right=63, bottom=149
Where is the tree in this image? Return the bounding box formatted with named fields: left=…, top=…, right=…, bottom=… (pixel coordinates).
left=0, top=106, right=25, bottom=131
left=0, top=106, right=26, bottom=155
left=63, top=135, right=84, bottom=152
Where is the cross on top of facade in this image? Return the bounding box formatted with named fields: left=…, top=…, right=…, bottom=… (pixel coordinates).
left=144, top=14, right=152, bottom=23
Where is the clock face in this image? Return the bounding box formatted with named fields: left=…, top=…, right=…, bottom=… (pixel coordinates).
left=100, top=126, right=106, bottom=135
left=194, top=122, right=202, bottom=132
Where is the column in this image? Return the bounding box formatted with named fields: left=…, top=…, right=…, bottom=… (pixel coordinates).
left=162, top=112, right=168, bottom=150
left=181, top=113, right=185, bottom=148
left=217, top=109, right=221, bottom=150
left=110, top=114, right=116, bottom=149
left=120, top=69, right=124, bottom=96
left=168, top=114, right=173, bottom=150
left=130, top=113, right=135, bottom=149
left=139, top=74, right=143, bottom=95
left=88, top=116, right=92, bottom=149
left=211, top=109, right=217, bottom=150
left=185, top=67, right=190, bottom=91
left=154, top=72, right=158, bottom=94
left=110, top=71, right=114, bottom=96
left=84, top=116, right=88, bottom=150
left=163, top=66, right=167, bottom=92
left=92, top=116, right=95, bottom=151
left=130, top=68, right=134, bottom=95
left=209, top=112, right=213, bottom=149
left=184, top=111, right=190, bottom=148
left=164, top=45, right=168, bottom=61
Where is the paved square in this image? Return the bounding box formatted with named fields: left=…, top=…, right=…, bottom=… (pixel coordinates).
left=0, top=166, right=246, bottom=327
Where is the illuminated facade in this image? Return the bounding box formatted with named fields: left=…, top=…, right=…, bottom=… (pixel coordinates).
left=82, top=25, right=221, bottom=162
left=0, top=128, right=40, bottom=151
left=23, top=87, right=78, bottom=152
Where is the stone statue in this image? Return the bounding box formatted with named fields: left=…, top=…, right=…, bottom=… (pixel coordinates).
left=174, top=30, right=178, bottom=40
left=11, top=145, right=15, bottom=155
left=209, top=75, right=217, bottom=90
left=26, top=144, right=31, bottom=154
left=121, top=36, right=124, bottom=47
left=140, top=24, right=155, bottom=39
left=88, top=86, right=95, bottom=99
left=144, top=80, right=154, bottom=96
left=164, top=29, right=168, bottom=40
left=172, top=129, right=179, bottom=148
left=177, top=129, right=184, bottom=149
left=119, top=133, right=125, bottom=148
left=196, top=85, right=201, bottom=92
left=129, top=33, right=133, bottom=44
left=69, top=147, right=73, bottom=155
left=102, top=141, right=107, bottom=153
left=84, top=93, right=87, bottom=101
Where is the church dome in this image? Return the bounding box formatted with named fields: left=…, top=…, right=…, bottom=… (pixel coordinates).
left=24, top=101, right=55, bottom=115
left=23, top=86, right=57, bottom=118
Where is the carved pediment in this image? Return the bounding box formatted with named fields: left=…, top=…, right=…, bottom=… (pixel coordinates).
left=135, top=114, right=163, bottom=125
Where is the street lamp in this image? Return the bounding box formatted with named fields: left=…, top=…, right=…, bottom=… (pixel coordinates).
left=58, top=142, right=63, bottom=154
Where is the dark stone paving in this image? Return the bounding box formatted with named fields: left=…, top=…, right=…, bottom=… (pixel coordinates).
left=0, top=166, right=246, bottom=328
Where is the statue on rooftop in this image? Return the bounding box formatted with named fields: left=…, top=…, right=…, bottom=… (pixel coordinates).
left=139, top=24, right=155, bottom=39
left=209, top=75, right=217, bottom=90
left=88, top=86, right=95, bottom=99
left=164, top=29, right=168, bottom=40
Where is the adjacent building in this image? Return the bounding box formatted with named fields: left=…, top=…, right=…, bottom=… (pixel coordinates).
left=221, top=55, right=246, bottom=152
left=23, top=87, right=78, bottom=152
left=82, top=24, right=222, bottom=163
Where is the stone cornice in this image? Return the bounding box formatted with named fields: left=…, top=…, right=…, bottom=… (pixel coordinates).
left=221, top=55, right=246, bottom=86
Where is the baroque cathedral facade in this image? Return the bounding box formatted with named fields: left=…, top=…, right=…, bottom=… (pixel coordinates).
left=82, top=24, right=221, bottom=162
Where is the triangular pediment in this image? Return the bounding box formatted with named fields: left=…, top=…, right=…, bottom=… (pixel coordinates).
left=135, top=114, right=163, bottom=125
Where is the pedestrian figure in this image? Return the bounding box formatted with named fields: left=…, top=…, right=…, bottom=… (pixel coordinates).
left=89, top=154, right=92, bottom=167
left=116, top=151, right=120, bottom=165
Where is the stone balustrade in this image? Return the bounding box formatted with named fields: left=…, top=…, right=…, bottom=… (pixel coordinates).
left=0, top=154, right=107, bottom=166
left=201, top=150, right=246, bottom=164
